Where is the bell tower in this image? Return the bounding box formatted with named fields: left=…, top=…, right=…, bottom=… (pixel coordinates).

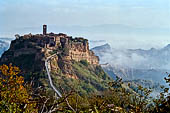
left=43, top=25, right=47, bottom=35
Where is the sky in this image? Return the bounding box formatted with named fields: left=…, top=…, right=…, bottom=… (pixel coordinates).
left=0, top=0, right=170, bottom=49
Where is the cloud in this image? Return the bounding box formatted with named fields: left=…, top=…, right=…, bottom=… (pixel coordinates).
left=98, top=49, right=148, bottom=69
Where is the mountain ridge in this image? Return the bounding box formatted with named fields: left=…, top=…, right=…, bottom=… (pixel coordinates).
left=92, top=43, right=169, bottom=85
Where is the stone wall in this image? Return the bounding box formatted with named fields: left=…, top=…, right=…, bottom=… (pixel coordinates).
left=71, top=51, right=99, bottom=65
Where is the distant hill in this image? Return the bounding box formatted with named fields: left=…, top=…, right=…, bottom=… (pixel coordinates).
left=89, top=40, right=107, bottom=49
left=92, top=43, right=111, bottom=52
left=0, top=38, right=11, bottom=56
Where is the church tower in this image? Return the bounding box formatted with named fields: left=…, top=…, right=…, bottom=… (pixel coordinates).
left=43, top=25, right=47, bottom=35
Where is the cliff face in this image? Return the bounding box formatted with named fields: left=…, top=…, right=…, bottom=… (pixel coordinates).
left=0, top=32, right=110, bottom=94
left=0, top=37, right=45, bottom=72
left=64, top=38, right=99, bottom=65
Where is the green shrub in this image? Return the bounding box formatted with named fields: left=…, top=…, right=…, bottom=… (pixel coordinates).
left=80, top=60, right=88, bottom=66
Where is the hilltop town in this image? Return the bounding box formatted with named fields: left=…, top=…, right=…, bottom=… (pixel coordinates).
left=9, top=25, right=99, bottom=65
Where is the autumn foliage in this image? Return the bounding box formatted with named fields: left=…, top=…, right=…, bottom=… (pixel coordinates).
left=0, top=64, right=37, bottom=113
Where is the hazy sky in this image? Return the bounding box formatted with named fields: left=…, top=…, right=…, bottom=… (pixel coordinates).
left=1, top=0, right=170, bottom=49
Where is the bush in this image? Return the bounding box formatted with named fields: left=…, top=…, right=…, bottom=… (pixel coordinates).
left=80, top=60, right=88, bottom=66
left=0, top=64, right=37, bottom=112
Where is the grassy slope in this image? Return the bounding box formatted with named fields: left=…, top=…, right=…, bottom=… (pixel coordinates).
left=48, top=60, right=112, bottom=95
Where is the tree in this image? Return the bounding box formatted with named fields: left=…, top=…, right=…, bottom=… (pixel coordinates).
left=153, top=73, right=170, bottom=112
left=0, top=64, right=37, bottom=113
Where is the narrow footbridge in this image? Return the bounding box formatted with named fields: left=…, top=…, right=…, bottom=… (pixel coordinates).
left=45, top=54, right=62, bottom=98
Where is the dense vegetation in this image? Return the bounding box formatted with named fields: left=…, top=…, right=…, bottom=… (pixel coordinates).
left=0, top=64, right=37, bottom=112
left=48, top=60, right=112, bottom=95
left=0, top=64, right=170, bottom=112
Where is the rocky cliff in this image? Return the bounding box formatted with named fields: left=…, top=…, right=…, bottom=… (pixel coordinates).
left=1, top=32, right=99, bottom=70
left=0, top=31, right=111, bottom=94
